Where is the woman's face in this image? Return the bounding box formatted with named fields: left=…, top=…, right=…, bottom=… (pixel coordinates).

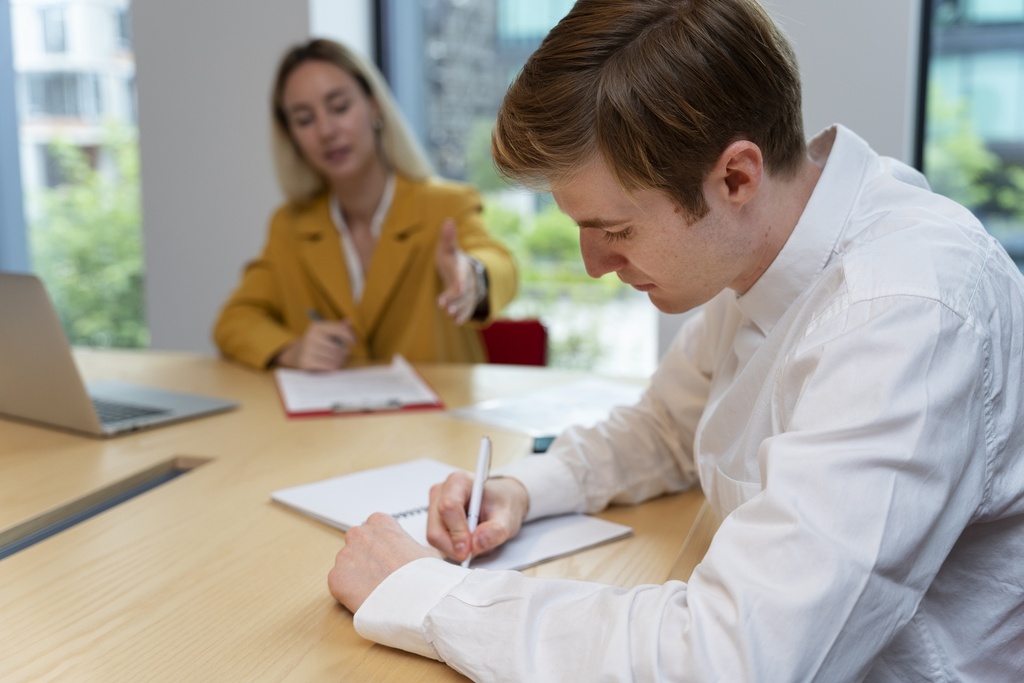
left=281, top=60, right=383, bottom=186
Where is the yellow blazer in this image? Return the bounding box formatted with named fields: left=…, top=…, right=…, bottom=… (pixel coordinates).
left=213, top=175, right=517, bottom=369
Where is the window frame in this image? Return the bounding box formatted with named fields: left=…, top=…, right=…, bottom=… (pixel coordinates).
left=0, top=0, right=29, bottom=272
left=914, top=0, right=1024, bottom=265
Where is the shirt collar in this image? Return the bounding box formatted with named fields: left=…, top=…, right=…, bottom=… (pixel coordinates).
left=328, top=173, right=397, bottom=241
left=735, top=124, right=872, bottom=335
left=328, top=173, right=397, bottom=303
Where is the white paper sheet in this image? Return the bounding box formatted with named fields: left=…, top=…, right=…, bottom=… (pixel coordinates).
left=448, top=377, right=646, bottom=436
left=274, top=355, right=441, bottom=415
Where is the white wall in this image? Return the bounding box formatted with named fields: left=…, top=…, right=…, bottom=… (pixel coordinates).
left=768, top=0, right=921, bottom=161
left=134, top=0, right=921, bottom=355
left=657, top=0, right=922, bottom=356
left=310, top=0, right=374, bottom=62
left=133, top=0, right=309, bottom=353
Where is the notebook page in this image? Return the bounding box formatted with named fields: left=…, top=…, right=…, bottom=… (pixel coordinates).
left=270, top=459, right=632, bottom=571
left=271, top=459, right=457, bottom=530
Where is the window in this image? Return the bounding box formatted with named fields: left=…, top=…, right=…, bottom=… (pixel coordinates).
left=115, top=7, right=131, bottom=50
left=40, top=5, right=65, bottom=53
left=1, top=0, right=29, bottom=272
left=5, top=0, right=146, bottom=347
left=124, top=74, right=135, bottom=123
left=379, top=0, right=659, bottom=376
left=23, top=71, right=101, bottom=119
left=918, top=0, right=1024, bottom=264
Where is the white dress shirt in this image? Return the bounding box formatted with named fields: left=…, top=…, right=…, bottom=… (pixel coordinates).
left=354, top=125, right=1024, bottom=681
left=328, top=174, right=396, bottom=303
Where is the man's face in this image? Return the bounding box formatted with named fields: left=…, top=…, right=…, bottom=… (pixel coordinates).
left=552, top=158, right=758, bottom=314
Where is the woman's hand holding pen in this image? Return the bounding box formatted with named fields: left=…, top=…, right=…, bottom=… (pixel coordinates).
left=275, top=317, right=357, bottom=371
left=426, top=474, right=530, bottom=565
left=435, top=219, right=482, bottom=325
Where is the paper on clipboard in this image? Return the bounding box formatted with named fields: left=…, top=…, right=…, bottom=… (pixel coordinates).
left=274, top=355, right=443, bottom=417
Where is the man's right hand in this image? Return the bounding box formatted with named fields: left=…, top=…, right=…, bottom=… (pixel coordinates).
left=426, top=473, right=530, bottom=564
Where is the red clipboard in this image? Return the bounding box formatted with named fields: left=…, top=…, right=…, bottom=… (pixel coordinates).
left=273, top=355, right=445, bottom=418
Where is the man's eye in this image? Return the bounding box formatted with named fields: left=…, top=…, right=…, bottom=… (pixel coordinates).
left=603, top=227, right=633, bottom=242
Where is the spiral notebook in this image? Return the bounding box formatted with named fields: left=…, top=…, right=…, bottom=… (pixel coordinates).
left=270, top=458, right=632, bottom=571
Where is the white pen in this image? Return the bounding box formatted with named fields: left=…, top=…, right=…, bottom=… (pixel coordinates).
left=462, top=435, right=492, bottom=568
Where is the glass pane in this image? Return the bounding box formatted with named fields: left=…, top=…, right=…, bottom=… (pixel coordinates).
left=40, top=6, right=64, bottom=53
left=8, top=0, right=147, bottom=347
left=964, top=0, right=1024, bottom=22
left=383, top=0, right=658, bottom=376
left=922, top=0, right=1024, bottom=263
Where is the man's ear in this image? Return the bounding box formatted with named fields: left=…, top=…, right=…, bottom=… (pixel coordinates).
left=708, top=140, right=763, bottom=207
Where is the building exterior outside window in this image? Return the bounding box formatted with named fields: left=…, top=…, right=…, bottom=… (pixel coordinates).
left=13, top=0, right=134, bottom=195
left=921, top=0, right=1024, bottom=264
left=9, top=0, right=146, bottom=347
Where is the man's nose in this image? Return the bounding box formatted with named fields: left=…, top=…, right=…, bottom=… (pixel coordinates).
left=579, top=230, right=626, bottom=279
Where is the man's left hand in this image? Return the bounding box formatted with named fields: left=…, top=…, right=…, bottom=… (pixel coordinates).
left=328, top=513, right=441, bottom=613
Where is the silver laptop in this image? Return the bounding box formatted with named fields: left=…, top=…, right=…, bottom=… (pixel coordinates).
left=0, top=272, right=237, bottom=437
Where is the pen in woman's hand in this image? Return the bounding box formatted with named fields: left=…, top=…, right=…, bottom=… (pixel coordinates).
left=307, top=309, right=349, bottom=347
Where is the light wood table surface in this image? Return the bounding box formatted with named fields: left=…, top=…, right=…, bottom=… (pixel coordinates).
left=0, top=349, right=708, bottom=682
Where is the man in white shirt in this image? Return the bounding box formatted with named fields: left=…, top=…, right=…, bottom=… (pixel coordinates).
left=328, top=0, right=1024, bottom=680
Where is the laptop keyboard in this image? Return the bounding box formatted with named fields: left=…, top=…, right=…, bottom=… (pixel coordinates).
left=92, top=398, right=169, bottom=424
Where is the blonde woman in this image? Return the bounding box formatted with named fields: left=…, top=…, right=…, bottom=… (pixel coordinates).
left=214, top=39, right=517, bottom=370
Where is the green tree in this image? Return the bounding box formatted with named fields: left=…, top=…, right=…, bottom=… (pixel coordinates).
left=29, top=124, right=148, bottom=348
left=995, top=166, right=1024, bottom=219
left=924, top=85, right=1024, bottom=255
left=923, top=85, right=1000, bottom=210
left=525, top=204, right=581, bottom=263
left=466, top=117, right=511, bottom=193
left=482, top=201, right=524, bottom=256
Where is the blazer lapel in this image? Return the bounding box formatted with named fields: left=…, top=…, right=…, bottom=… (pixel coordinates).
left=360, top=176, right=429, bottom=334
left=295, top=196, right=364, bottom=334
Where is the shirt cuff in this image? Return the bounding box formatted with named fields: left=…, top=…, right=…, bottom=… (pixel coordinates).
left=495, top=452, right=584, bottom=522
left=353, top=557, right=469, bottom=660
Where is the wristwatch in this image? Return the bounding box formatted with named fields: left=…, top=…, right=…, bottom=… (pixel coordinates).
left=468, top=256, right=490, bottom=320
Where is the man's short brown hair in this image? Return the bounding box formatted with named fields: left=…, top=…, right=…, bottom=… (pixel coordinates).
left=492, top=0, right=806, bottom=219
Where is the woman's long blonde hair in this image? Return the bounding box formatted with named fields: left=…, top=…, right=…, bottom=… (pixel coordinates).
left=271, top=38, right=434, bottom=204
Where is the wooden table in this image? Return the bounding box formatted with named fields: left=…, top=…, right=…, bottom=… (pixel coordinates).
left=0, top=349, right=708, bottom=682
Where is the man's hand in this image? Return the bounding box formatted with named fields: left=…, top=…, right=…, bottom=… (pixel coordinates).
left=276, top=319, right=357, bottom=371
left=328, top=513, right=441, bottom=613
left=435, top=219, right=480, bottom=325
left=426, top=474, right=530, bottom=564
